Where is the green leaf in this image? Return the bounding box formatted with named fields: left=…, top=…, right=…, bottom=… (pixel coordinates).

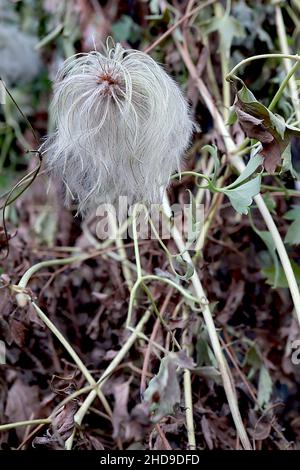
left=205, top=12, right=245, bottom=54
left=250, top=215, right=280, bottom=288
left=223, top=175, right=261, bottom=215
left=284, top=206, right=300, bottom=245
left=258, top=365, right=272, bottom=408
left=262, top=192, right=277, bottom=214
left=227, top=106, right=238, bottom=126
left=262, top=260, right=300, bottom=288
left=224, top=154, right=263, bottom=189
left=196, top=327, right=218, bottom=368
left=217, top=154, right=262, bottom=214
left=186, top=189, right=202, bottom=245
left=270, top=113, right=286, bottom=139
left=244, top=344, right=262, bottom=370
left=111, top=15, right=141, bottom=42
left=281, top=143, right=299, bottom=178
left=202, top=144, right=220, bottom=184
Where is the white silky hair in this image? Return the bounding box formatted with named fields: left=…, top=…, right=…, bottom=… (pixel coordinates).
left=42, top=42, right=194, bottom=215
left=0, top=24, right=40, bottom=85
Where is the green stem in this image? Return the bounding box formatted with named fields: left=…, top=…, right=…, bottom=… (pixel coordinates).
left=269, top=60, right=300, bottom=112
left=182, top=307, right=196, bottom=449
left=275, top=5, right=300, bottom=123
left=162, top=193, right=252, bottom=450
left=226, top=53, right=300, bottom=81
left=177, top=40, right=300, bottom=329
left=215, top=2, right=230, bottom=122
left=126, top=274, right=199, bottom=328
left=0, top=418, right=51, bottom=432
left=67, top=307, right=153, bottom=449
left=18, top=255, right=87, bottom=291
left=32, top=302, right=112, bottom=419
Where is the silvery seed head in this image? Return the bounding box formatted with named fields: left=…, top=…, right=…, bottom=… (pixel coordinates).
left=0, top=0, right=17, bottom=22
left=42, top=42, right=194, bottom=215
left=0, top=24, right=41, bottom=85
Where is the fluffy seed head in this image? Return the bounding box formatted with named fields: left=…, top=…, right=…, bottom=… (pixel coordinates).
left=0, top=24, right=40, bottom=85
left=42, top=42, right=193, bottom=215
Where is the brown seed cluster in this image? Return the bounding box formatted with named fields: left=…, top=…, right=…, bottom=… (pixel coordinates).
left=97, top=71, right=121, bottom=96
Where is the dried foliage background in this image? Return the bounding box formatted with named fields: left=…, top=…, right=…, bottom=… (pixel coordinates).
left=0, top=0, right=300, bottom=451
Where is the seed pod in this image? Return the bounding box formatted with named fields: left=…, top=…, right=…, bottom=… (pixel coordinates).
left=42, top=42, right=194, bottom=215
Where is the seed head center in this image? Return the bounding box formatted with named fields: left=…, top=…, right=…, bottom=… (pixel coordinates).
left=97, top=73, right=119, bottom=86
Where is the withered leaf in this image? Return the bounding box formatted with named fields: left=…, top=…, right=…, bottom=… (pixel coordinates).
left=10, top=318, right=28, bottom=347
left=112, top=381, right=152, bottom=442
left=201, top=415, right=214, bottom=449
left=112, top=381, right=130, bottom=439
left=4, top=379, right=40, bottom=440
left=143, top=351, right=195, bottom=422
left=230, top=77, right=300, bottom=173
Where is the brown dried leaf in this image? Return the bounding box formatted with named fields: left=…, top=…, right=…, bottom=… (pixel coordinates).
left=112, top=381, right=152, bottom=443
left=10, top=319, right=28, bottom=347
left=201, top=415, right=214, bottom=449
left=231, top=77, right=300, bottom=173
left=143, top=351, right=195, bottom=422
left=235, top=105, right=281, bottom=172
left=4, top=378, right=40, bottom=440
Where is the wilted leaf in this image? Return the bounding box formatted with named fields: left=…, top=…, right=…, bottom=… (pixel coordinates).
left=248, top=411, right=272, bottom=441
left=230, top=77, right=300, bottom=172
left=33, top=399, right=77, bottom=449
left=193, top=366, right=222, bottom=384
left=170, top=255, right=194, bottom=281
left=112, top=381, right=130, bottom=439
left=9, top=318, right=27, bottom=347
left=143, top=351, right=195, bottom=422
left=5, top=379, right=40, bottom=440
left=201, top=415, right=214, bottom=449
left=111, top=381, right=152, bottom=442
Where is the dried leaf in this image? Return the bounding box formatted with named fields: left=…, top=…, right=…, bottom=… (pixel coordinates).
left=201, top=415, right=214, bottom=449
left=112, top=381, right=130, bottom=439
left=230, top=77, right=300, bottom=173
left=5, top=379, right=40, bottom=440
left=143, top=351, right=195, bottom=422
